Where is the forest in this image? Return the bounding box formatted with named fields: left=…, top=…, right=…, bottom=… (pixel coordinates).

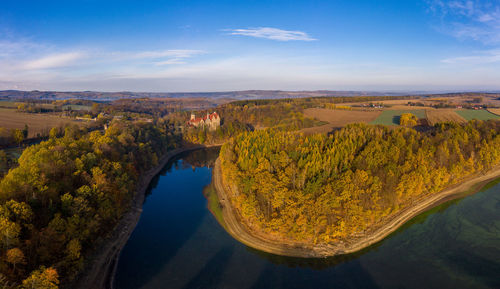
left=165, top=101, right=321, bottom=145
left=220, top=120, right=500, bottom=244
left=0, top=119, right=179, bottom=287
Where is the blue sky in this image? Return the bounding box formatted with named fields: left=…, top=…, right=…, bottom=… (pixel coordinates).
left=0, top=0, right=499, bottom=92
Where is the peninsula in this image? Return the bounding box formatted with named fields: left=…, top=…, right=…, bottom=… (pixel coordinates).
left=214, top=122, right=500, bottom=257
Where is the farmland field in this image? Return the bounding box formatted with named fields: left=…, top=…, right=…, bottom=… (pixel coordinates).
left=426, top=109, right=466, bottom=125
left=0, top=101, right=20, bottom=108
left=370, top=110, right=427, bottom=126
left=62, top=104, right=91, bottom=111
left=455, top=110, right=500, bottom=121
left=0, top=108, right=82, bottom=137
left=488, top=108, right=500, bottom=116
left=301, top=108, right=381, bottom=134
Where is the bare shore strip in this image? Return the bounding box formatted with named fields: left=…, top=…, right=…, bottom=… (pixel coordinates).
left=72, top=144, right=215, bottom=289
left=214, top=158, right=500, bottom=258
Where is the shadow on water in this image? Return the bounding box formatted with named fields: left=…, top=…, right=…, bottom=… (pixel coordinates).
left=243, top=239, right=384, bottom=271
left=144, top=147, right=220, bottom=201
left=249, top=258, right=382, bottom=289
left=115, top=147, right=220, bottom=289
left=443, top=249, right=500, bottom=288
left=180, top=246, right=235, bottom=289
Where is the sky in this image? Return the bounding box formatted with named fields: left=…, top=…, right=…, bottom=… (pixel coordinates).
left=0, top=0, right=499, bottom=92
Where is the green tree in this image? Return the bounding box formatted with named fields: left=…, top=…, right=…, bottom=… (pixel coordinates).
left=22, top=125, right=29, bottom=139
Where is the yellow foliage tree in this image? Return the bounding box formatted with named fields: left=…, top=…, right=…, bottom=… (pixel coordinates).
left=399, top=113, right=418, bottom=126
left=22, top=267, right=59, bottom=289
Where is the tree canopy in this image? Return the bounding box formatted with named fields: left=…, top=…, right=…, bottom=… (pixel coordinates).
left=0, top=120, right=179, bottom=287
left=220, top=121, right=500, bottom=244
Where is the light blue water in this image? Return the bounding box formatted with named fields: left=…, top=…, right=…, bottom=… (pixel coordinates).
left=114, top=148, right=500, bottom=289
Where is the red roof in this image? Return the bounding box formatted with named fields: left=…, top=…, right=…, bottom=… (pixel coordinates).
left=188, top=112, right=219, bottom=125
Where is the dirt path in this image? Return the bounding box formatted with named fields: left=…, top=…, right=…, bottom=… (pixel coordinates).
left=214, top=158, right=500, bottom=258
left=71, top=144, right=218, bottom=289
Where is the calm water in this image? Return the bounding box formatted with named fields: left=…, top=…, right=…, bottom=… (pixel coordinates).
left=114, top=148, right=500, bottom=289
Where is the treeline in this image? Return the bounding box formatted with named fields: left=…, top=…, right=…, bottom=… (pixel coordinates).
left=229, top=95, right=414, bottom=108
left=220, top=121, right=500, bottom=244
left=183, top=121, right=250, bottom=144
left=217, top=96, right=418, bottom=131
left=0, top=120, right=179, bottom=287
left=217, top=103, right=319, bottom=131
left=0, top=127, right=28, bottom=147
left=166, top=102, right=318, bottom=145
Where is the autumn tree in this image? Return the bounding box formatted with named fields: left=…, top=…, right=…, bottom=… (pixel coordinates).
left=0, top=120, right=180, bottom=286
left=11, top=130, right=24, bottom=146
left=6, top=248, right=25, bottom=272
left=399, top=113, right=418, bottom=126
left=22, top=267, right=59, bottom=289
left=220, top=121, right=500, bottom=244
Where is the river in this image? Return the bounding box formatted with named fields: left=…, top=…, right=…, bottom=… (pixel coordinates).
left=114, top=148, right=500, bottom=289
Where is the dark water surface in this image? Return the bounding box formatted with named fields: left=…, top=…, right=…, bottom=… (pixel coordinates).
left=114, top=148, right=500, bottom=289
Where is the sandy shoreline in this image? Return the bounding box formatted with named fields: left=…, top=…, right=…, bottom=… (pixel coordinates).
left=214, top=158, right=500, bottom=258
left=71, top=144, right=214, bottom=289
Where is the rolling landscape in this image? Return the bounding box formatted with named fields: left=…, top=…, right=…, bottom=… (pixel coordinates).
left=1, top=1, right=500, bottom=289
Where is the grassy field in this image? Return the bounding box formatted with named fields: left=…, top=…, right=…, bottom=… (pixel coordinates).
left=203, top=183, right=226, bottom=229
left=370, top=110, right=427, bottom=126
left=455, top=110, right=500, bottom=121
left=301, top=108, right=381, bottom=134
left=426, top=109, right=466, bottom=125
left=0, top=108, right=81, bottom=137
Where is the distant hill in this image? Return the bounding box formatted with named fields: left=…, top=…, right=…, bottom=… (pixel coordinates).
left=0, top=89, right=499, bottom=101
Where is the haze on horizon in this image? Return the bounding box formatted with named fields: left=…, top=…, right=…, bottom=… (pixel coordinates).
left=1, top=0, right=500, bottom=92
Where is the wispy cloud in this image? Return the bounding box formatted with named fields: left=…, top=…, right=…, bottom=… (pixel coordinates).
left=427, top=0, right=500, bottom=44
left=23, top=52, right=86, bottom=69
left=0, top=37, right=206, bottom=90
left=225, top=27, right=316, bottom=41
left=118, top=49, right=205, bottom=65
left=0, top=38, right=204, bottom=73
left=441, top=49, right=500, bottom=64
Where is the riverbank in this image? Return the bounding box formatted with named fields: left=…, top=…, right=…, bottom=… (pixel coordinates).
left=214, top=158, right=500, bottom=258
left=71, top=144, right=218, bottom=289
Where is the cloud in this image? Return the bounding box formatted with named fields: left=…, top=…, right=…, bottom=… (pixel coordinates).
left=225, top=27, right=316, bottom=41
left=427, top=0, right=500, bottom=44
left=441, top=49, right=500, bottom=64
left=125, top=49, right=203, bottom=59
left=23, top=52, right=86, bottom=69
left=0, top=39, right=204, bottom=78
left=123, top=49, right=205, bottom=65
